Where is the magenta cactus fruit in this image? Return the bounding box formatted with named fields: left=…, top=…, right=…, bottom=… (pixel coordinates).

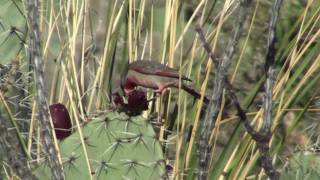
left=127, top=90, right=149, bottom=112
left=49, top=103, right=72, bottom=140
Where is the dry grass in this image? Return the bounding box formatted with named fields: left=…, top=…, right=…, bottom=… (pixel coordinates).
left=1, top=0, right=320, bottom=179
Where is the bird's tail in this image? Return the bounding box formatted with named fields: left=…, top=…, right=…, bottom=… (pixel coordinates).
left=177, top=84, right=210, bottom=104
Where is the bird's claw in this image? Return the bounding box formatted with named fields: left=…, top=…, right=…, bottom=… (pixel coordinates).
left=147, top=91, right=162, bottom=102
left=154, top=90, right=162, bottom=97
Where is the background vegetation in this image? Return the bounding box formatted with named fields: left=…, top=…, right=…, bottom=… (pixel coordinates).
left=0, top=0, right=320, bottom=179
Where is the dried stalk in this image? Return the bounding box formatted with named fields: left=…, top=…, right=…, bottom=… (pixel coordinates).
left=26, top=0, right=65, bottom=179
left=196, top=0, right=251, bottom=179
left=225, top=79, right=279, bottom=179
left=224, top=0, right=283, bottom=178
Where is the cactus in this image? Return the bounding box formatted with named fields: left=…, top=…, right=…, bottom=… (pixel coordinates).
left=34, top=111, right=166, bottom=179
left=0, top=62, right=34, bottom=178
left=0, top=0, right=27, bottom=64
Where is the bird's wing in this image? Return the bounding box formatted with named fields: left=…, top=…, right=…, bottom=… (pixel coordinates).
left=129, top=60, right=191, bottom=81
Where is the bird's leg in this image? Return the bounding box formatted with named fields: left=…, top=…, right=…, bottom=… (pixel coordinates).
left=148, top=86, right=165, bottom=101
left=147, top=83, right=172, bottom=102
left=154, top=90, right=162, bottom=97
left=157, top=83, right=173, bottom=95
left=149, top=87, right=166, bottom=100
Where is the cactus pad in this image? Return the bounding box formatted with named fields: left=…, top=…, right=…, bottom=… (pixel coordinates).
left=34, top=111, right=166, bottom=179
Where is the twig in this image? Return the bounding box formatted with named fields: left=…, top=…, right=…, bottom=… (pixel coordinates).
left=26, top=0, right=65, bottom=179
left=195, top=25, right=217, bottom=66
left=223, top=0, right=283, bottom=178
left=263, top=0, right=283, bottom=136
left=195, top=0, right=251, bottom=179
left=259, top=0, right=283, bottom=179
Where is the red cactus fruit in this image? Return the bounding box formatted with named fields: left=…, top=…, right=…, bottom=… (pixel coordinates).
left=49, top=103, right=72, bottom=140
left=127, top=90, right=149, bottom=112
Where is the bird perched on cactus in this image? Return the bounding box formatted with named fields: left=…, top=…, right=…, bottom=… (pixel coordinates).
left=120, top=60, right=209, bottom=103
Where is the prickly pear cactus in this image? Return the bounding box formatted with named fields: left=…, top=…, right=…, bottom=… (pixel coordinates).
left=0, top=0, right=27, bottom=64
left=34, top=111, right=166, bottom=179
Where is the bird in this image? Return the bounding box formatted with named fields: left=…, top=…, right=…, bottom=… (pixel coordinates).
left=120, top=60, right=209, bottom=104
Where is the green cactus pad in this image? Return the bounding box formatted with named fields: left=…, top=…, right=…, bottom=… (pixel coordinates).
left=0, top=0, right=26, bottom=64
left=34, top=111, right=166, bottom=179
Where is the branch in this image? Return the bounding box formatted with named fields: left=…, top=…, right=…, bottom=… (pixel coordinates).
left=225, top=79, right=279, bottom=179
left=259, top=0, right=283, bottom=179
left=195, top=25, right=218, bottom=67
left=262, top=0, right=283, bottom=136
left=26, top=0, right=65, bottom=179
left=223, top=1, right=284, bottom=178
left=196, top=0, right=252, bottom=179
